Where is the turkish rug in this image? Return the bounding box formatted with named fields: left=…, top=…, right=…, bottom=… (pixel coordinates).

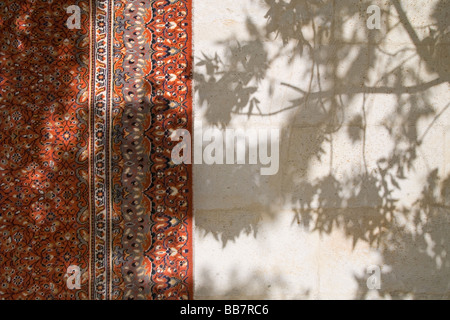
left=0, top=0, right=193, bottom=300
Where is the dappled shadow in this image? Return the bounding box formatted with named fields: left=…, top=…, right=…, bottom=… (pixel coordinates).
left=195, top=267, right=300, bottom=300
left=194, top=0, right=449, bottom=298
left=0, top=1, right=91, bottom=299
left=354, top=170, right=450, bottom=299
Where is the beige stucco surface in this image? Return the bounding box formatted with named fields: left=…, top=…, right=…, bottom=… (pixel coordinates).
left=192, top=0, right=449, bottom=299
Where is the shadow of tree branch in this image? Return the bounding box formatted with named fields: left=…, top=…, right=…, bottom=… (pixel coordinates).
left=194, top=0, right=449, bottom=299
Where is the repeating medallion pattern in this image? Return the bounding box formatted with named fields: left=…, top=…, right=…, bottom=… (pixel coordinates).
left=90, top=0, right=113, bottom=300
left=112, top=0, right=193, bottom=300
left=0, top=0, right=90, bottom=299
left=0, top=0, right=192, bottom=300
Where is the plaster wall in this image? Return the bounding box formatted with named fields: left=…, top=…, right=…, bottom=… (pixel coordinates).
left=192, top=0, right=450, bottom=299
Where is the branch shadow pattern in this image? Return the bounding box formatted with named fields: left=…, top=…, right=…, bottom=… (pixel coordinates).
left=194, top=0, right=450, bottom=299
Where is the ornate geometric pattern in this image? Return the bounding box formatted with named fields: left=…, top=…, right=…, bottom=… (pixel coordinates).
left=0, top=0, right=192, bottom=300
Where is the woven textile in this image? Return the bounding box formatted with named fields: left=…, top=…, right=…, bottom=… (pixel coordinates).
left=0, top=0, right=193, bottom=300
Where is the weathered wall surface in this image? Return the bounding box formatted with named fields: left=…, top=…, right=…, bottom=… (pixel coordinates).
left=192, top=0, right=449, bottom=299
